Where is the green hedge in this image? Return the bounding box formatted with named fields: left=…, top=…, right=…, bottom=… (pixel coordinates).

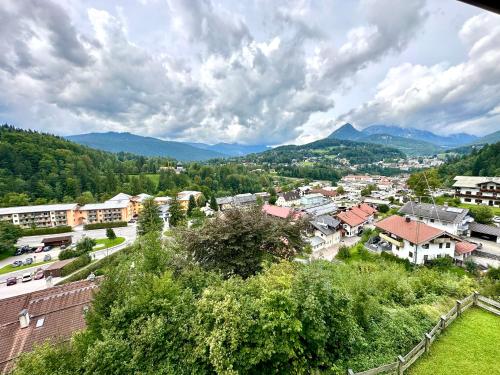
left=22, top=226, right=72, bottom=236
left=60, top=253, right=92, bottom=277
left=83, top=221, right=127, bottom=230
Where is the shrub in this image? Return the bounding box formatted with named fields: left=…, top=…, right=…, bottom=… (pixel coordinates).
left=59, top=238, right=96, bottom=260
left=381, top=251, right=412, bottom=271
left=106, top=228, right=116, bottom=240
left=22, top=226, right=72, bottom=236
left=378, top=204, right=389, bottom=213
left=337, top=245, right=351, bottom=260
left=60, top=254, right=92, bottom=277
left=426, top=256, right=454, bottom=270
left=84, top=221, right=127, bottom=230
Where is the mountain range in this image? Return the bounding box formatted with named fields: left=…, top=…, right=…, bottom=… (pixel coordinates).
left=327, top=123, right=484, bottom=155
left=66, top=132, right=269, bottom=161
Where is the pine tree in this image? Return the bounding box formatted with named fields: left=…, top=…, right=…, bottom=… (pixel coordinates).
left=168, top=197, right=185, bottom=227
left=187, top=195, right=196, bottom=216
left=106, top=228, right=116, bottom=240
left=137, top=198, right=163, bottom=236
left=210, top=195, right=218, bottom=211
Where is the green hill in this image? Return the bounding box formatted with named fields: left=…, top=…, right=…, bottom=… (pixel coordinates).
left=0, top=125, right=170, bottom=205
left=358, top=133, right=442, bottom=156
left=467, top=130, right=500, bottom=146
left=67, top=132, right=225, bottom=161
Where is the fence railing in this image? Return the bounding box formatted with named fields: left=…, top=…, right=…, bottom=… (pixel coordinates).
left=347, top=292, right=499, bottom=375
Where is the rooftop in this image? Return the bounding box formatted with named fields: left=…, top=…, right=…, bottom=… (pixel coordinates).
left=453, top=176, right=500, bottom=188
left=375, top=215, right=446, bottom=245
left=455, top=241, right=477, bottom=255
left=0, top=204, right=78, bottom=216
left=399, top=201, right=469, bottom=224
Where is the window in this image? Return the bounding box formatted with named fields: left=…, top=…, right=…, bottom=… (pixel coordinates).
left=465, top=198, right=471, bottom=202
left=446, top=243, right=450, bottom=248
left=36, top=317, right=45, bottom=328
left=422, top=244, right=429, bottom=249
left=430, top=219, right=435, bottom=223
left=409, top=251, right=413, bottom=258
left=465, top=191, right=471, bottom=195
left=439, top=243, right=443, bottom=249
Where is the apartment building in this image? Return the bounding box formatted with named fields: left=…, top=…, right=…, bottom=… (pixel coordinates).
left=0, top=204, right=79, bottom=228
left=77, top=200, right=134, bottom=225
left=177, top=191, right=202, bottom=210
left=453, top=176, right=500, bottom=207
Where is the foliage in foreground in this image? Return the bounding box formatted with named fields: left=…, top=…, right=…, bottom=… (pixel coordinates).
left=11, top=233, right=479, bottom=375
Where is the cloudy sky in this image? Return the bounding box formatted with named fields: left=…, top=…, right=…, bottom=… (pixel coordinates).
left=1, top=0, right=499, bottom=145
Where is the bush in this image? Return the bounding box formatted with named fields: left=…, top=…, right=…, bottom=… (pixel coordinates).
left=83, top=221, right=127, bottom=230
left=337, top=245, right=351, bottom=260
left=378, top=204, right=389, bottom=213
left=22, top=226, right=72, bottom=236
left=106, top=228, right=116, bottom=240
left=60, top=253, right=92, bottom=277
left=381, top=251, right=413, bottom=271
left=426, top=256, right=454, bottom=270
left=59, top=237, right=96, bottom=260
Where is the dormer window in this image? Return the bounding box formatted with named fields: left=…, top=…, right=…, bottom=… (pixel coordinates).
left=36, top=317, right=45, bottom=328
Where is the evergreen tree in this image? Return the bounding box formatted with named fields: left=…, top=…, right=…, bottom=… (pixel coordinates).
left=106, top=228, right=116, bottom=240
left=187, top=195, right=196, bottom=216
left=168, top=197, right=185, bottom=227
left=137, top=198, right=163, bottom=236
left=210, top=195, right=218, bottom=211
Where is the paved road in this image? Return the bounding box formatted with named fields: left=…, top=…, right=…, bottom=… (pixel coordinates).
left=0, top=225, right=136, bottom=300
left=310, top=236, right=361, bottom=261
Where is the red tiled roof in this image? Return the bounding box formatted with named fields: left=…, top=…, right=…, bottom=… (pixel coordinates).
left=375, top=215, right=445, bottom=245
left=358, top=203, right=377, bottom=215
left=262, top=204, right=303, bottom=219
left=455, top=242, right=477, bottom=255
left=0, top=279, right=98, bottom=374
left=350, top=206, right=370, bottom=220
left=337, top=210, right=366, bottom=227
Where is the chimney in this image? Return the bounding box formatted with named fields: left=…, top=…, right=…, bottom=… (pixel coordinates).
left=405, top=216, right=411, bottom=223
left=19, top=309, right=30, bottom=329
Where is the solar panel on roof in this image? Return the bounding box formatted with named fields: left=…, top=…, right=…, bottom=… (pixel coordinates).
left=446, top=207, right=463, bottom=213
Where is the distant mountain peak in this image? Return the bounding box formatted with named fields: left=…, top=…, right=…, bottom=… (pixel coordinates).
left=327, top=123, right=363, bottom=141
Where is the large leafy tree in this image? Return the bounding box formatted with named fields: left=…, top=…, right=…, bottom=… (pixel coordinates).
left=407, top=168, right=442, bottom=198
left=187, top=195, right=197, bottom=216
left=168, top=197, right=185, bottom=227
left=137, top=198, right=163, bottom=236
left=470, top=205, right=494, bottom=224
left=180, top=207, right=306, bottom=278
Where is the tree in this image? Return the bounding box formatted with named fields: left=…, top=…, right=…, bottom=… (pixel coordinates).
left=137, top=198, right=163, bottom=235
left=168, top=197, right=185, bottom=227
left=361, top=184, right=376, bottom=197
left=470, top=205, right=494, bottom=224
left=76, top=237, right=96, bottom=253
left=187, top=195, right=197, bottom=216
left=268, top=188, right=277, bottom=205
left=76, top=191, right=95, bottom=205
left=180, top=207, right=306, bottom=278
left=106, top=228, right=116, bottom=240
left=337, top=245, right=351, bottom=260
left=0, top=221, right=23, bottom=244
left=197, top=194, right=206, bottom=208
left=407, top=169, right=442, bottom=198
left=378, top=204, right=389, bottom=213
left=336, top=185, right=345, bottom=195
left=209, top=195, right=218, bottom=211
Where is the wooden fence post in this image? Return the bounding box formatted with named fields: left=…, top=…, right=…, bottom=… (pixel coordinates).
left=473, top=291, right=479, bottom=306
left=440, top=315, right=447, bottom=331
left=456, top=300, right=462, bottom=317
left=398, top=355, right=406, bottom=375
left=425, top=333, right=432, bottom=352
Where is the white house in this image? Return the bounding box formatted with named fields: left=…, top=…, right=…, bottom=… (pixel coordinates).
left=453, top=176, right=500, bottom=207
left=375, top=215, right=461, bottom=265
left=398, top=201, right=471, bottom=236
left=276, top=191, right=301, bottom=207
left=300, top=193, right=327, bottom=207
left=308, top=215, right=342, bottom=250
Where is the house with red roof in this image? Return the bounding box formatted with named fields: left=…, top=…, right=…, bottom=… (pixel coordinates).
left=375, top=215, right=461, bottom=264
left=262, top=204, right=303, bottom=220
left=336, top=203, right=377, bottom=237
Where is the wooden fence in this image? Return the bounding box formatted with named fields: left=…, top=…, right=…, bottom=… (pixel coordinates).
left=347, top=292, right=500, bottom=375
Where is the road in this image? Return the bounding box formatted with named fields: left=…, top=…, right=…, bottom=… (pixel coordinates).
left=0, top=225, right=136, bottom=300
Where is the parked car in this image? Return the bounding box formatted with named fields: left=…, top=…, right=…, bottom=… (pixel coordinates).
left=35, top=246, right=44, bottom=253
left=43, top=254, right=52, bottom=262
left=12, top=260, right=23, bottom=267
left=14, top=248, right=24, bottom=256
left=60, top=244, right=67, bottom=250
left=493, top=216, right=500, bottom=224
left=21, top=273, right=32, bottom=283
left=6, top=277, right=17, bottom=286
left=43, top=246, right=52, bottom=252
left=23, top=257, right=33, bottom=265
left=34, top=270, right=45, bottom=280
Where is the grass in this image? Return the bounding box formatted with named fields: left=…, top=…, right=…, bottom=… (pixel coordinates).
left=92, top=237, right=125, bottom=251
left=409, top=308, right=500, bottom=375
left=434, top=196, right=500, bottom=216
left=128, top=173, right=159, bottom=185
left=0, top=259, right=54, bottom=275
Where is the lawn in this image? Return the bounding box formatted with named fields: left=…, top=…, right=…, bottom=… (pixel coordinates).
left=92, top=237, right=125, bottom=251
left=0, top=260, right=54, bottom=275
left=409, top=308, right=500, bottom=375
left=434, top=197, right=500, bottom=216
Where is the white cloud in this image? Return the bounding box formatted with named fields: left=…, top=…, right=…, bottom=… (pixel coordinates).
left=338, top=12, right=500, bottom=136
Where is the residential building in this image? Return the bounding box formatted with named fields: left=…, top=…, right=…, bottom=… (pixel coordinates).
left=216, top=196, right=234, bottom=211
left=177, top=191, right=202, bottom=210
left=336, top=203, right=377, bottom=237
left=0, top=204, right=79, bottom=228
left=453, top=176, right=500, bottom=206
left=0, top=279, right=98, bottom=374
left=300, top=193, right=328, bottom=207
left=307, top=215, right=341, bottom=250
left=78, top=200, right=134, bottom=224
left=233, top=193, right=257, bottom=207
left=309, top=188, right=339, bottom=200
left=262, top=204, right=303, bottom=220
left=375, top=215, right=460, bottom=265
left=398, top=201, right=471, bottom=235
left=454, top=242, right=477, bottom=265
left=276, top=191, right=301, bottom=207
left=130, top=193, right=153, bottom=215
left=303, top=202, right=338, bottom=217
left=468, top=222, right=500, bottom=243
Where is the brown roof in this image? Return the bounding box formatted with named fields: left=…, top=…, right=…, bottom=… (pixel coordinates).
left=310, top=188, right=338, bottom=197
left=375, top=215, right=445, bottom=245
left=358, top=203, right=377, bottom=215
left=43, top=258, right=75, bottom=271
left=0, top=279, right=98, bottom=374
left=455, top=242, right=477, bottom=255
left=42, top=236, right=72, bottom=243
left=337, top=210, right=366, bottom=227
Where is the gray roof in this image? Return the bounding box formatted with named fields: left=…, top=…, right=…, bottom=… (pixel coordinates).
left=399, top=202, right=469, bottom=224
left=453, top=176, right=500, bottom=188
left=315, top=215, right=341, bottom=228
left=469, top=222, right=500, bottom=237
left=216, top=196, right=233, bottom=205
left=233, top=193, right=257, bottom=205
left=307, top=236, right=325, bottom=247
left=304, top=203, right=338, bottom=217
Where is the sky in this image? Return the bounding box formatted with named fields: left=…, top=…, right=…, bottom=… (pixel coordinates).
left=1, top=0, right=500, bottom=146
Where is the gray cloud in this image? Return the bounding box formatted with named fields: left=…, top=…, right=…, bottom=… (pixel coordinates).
left=5, top=0, right=486, bottom=145
left=337, top=12, right=500, bottom=136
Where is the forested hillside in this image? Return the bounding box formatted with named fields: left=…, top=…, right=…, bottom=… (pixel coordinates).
left=246, top=138, right=404, bottom=165
left=438, top=142, right=500, bottom=185
left=0, top=126, right=275, bottom=206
